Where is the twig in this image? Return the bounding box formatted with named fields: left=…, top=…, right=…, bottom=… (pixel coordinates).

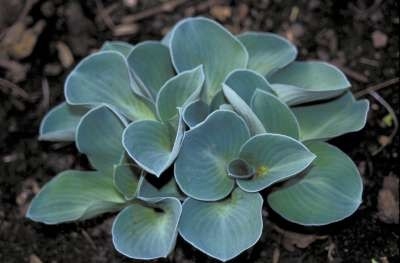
left=81, top=229, right=97, bottom=250
left=121, top=0, right=187, bottom=24
left=95, top=0, right=118, bottom=30
left=355, top=77, right=399, bottom=98
left=368, top=91, right=398, bottom=156
left=340, top=65, right=369, bottom=83
left=193, top=0, right=228, bottom=12
left=349, top=0, right=383, bottom=19
left=0, top=78, right=30, bottom=100
left=36, top=78, right=50, bottom=115
left=272, top=247, right=281, bottom=263
left=326, top=239, right=337, bottom=262
left=359, top=57, right=379, bottom=67
left=330, top=61, right=369, bottom=83
left=17, top=0, right=39, bottom=22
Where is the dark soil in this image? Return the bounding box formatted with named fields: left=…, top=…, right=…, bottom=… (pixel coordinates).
left=0, top=0, right=399, bottom=262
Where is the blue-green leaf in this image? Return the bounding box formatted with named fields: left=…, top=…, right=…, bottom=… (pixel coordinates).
left=250, top=89, right=300, bottom=139
left=65, top=51, right=156, bottom=121
left=219, top=104, right=234, bottom=111
left=292, top=92, right=369, bottom=141
left=100, top=41, right=134, bottom=57
left=127, top=41, right=176, bottom=100
left=239, top=32, right=297, bottom=76
left=76, top=105, right=125, bottom=173
left=161, top=30, right=173, bottom=47
left=156, top=66, right=204, bottom=122
left=209, top=90, right=228, bottom=110
left=26, top=170, right=125, bottom=224
left=112, top=198, right=181, bottom=260
left=39, top=102, right=88, bottom=141
left=113, top=164, right=141, bottom=200
left=268, top=141, right=363, bottom=225
left=222, top=84, right=266, bottom=135
left=175, top=110, right=250, bottom=201
left=237, top=134, right=315, bottom=192
left=182, top=99, right=210, bottom=128
left=179, top=188, right=263, bottom=262
left=270, top=61, right=350, bottom=105
left=138, top=177, right=185, bottom=202
left=224, top=69, right=275, bottom=104
left=170, top=17, right=248, bottom=102
left=123, top=116, right=185, bottom=177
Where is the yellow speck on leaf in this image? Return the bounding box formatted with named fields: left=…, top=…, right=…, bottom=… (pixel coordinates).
left=256, top=165, right=269, bottom=176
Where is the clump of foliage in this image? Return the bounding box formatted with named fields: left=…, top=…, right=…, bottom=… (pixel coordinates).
left=27, top=17, right=369, bottom=261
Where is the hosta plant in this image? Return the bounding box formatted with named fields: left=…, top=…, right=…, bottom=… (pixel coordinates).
left=27, top=17, right=369, bottom=261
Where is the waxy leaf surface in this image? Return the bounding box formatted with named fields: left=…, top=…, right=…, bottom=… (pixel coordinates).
left=175, top=110, right=250, bottom=201
left=123, top=117, right=185, bottom=177
left=101, top=41, right=134, bottom=57
left=156, top=66, right=204, bottom=122
left=113, top=164, right=141, bottom=200
left=222, top=84, right=266, bottom=135
left=182, top=100, right=209, bottom=128
left=292, top=92, right=369, bottom=141
left=127, top=41, right=175, bottom=100
left=239, top=32, right=297, bottom=76
left=237, top=134, right=315, bottom=192
left=65, top=51, right=156, bottom=120
left=224, top=69, right=275, bottom=104
left=251, top=90, right=300, bottom=139
left=270, top=62, right=350, bottom=105
left=76, top=106, right=125, bottom=173
left=138, top=177, right=185, bottom=202
left=268, top=142, right=363, bottom=225
left=170, top=17, right=248, bottom=102
left=112, top=198, right=181, bottom=259
left=27, top=170, right=125, bottom=224
left=39, top=102, right=88, bottom=141
left=179, top=188, right=263, bottom=262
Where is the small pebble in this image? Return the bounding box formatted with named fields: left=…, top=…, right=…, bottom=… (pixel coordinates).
left=372, top=30, right=388, bottom=48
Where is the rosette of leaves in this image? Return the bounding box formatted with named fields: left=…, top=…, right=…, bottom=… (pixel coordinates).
left=28, top=17, right=369, bottom=261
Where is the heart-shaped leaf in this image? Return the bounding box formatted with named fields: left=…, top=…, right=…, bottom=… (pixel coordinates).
left=268, top=141, right=363, bottom=225
left=112, top=198, right=181, bottom=260
left=237, top=134, right=315, bottom=192
left=222, top=84, right=266, bottom=135
left=39, top=102, right=88, bottom=141
left=182, top=99, right=210, bottom=128
left=101, top=41, right=134, bottom=57
left=292, top=92, right=369, bottom=141
left=156, top=65, right=204, bottom=122
left=65, top=51, right=156, bottom=121
left=175, top=110, right=250, bottom=201
left=170, top=17, right=248, bottom=102
left=26, top=170, right=125, bottom=224
left=123, top=116, right=185, bottom=177
left=269, top=61, right=350, bottom=105
left=239, top=32, right=297, bottom=76
left=138, top=177, right=185, bottom=202
left=127, top=41, right=176, bottom=100
left=113, top=164, right=141, bottom=200
left=224, top=69, right=275, bottom=104
left=250, top=89, right=300, bottom=139
left=179, top=188, right=263, bottom=262
left=76, top=105, right=126, bottom=173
